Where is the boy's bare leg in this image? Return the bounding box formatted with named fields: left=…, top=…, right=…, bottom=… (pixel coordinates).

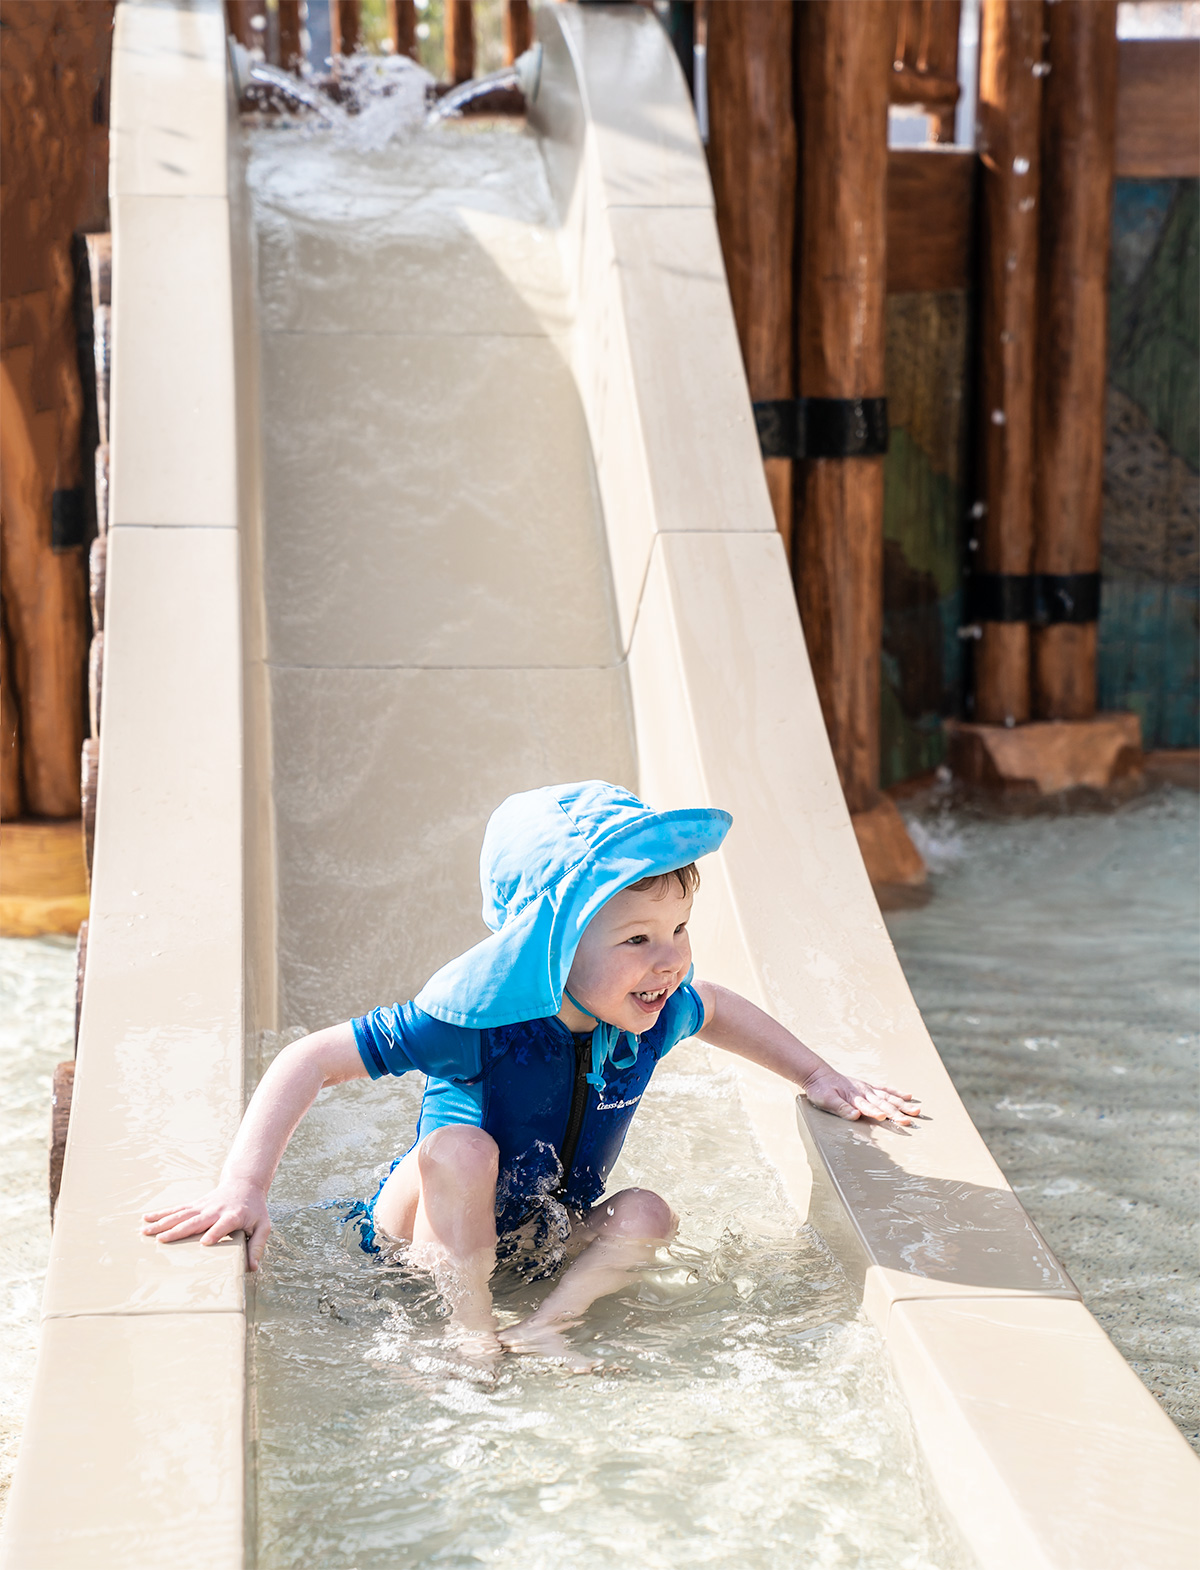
left=500, top=1187, right=675, bottom=1369
left=373, top=1126, right=501, bottom=1348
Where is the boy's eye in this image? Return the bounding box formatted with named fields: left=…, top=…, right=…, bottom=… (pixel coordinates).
left=626, top=934, right=648, bottom=945
left=675, top=922, right=688, bottom=935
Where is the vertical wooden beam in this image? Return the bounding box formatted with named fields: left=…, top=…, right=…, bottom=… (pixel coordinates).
left=707, top=1, right=796, bottom=552
left=329, top=0, right=362, bottom=57
left=445, top=0, right=475, bottom=85
left=224, top=1, right=258, bottom=49
left=1032, top=1, right=1118, bottom=720
left=973, top=0, right=1044, bottom=725
left=0, top=2, right=112, bottom=821
left=793, top=0, right=892, bottom=815
left=504, top=0, right=532, bottom=65
left=387, top=0, right=419, bottom=60
left=277, top=0, right=304, bottom=72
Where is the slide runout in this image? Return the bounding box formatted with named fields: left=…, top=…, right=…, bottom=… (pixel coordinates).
left=2, top=4, right=1196, bottom=1567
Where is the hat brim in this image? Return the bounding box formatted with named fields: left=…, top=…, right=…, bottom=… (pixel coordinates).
left=415, top=807, right=731, bottom=1030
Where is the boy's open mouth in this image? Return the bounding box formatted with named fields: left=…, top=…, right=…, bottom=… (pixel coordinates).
left=631, top=985, right=669, bottom=1014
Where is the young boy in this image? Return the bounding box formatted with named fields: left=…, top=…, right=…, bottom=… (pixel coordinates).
left=144, top=781, right=916, bottom=1366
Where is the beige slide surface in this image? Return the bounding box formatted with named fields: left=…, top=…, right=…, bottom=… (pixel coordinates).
left=2, top=3, right=1196, bottom=1568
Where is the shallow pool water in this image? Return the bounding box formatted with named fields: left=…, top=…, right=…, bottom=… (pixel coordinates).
left=889, top=783, right=1200, bottom=1448
left=0, top=935, right=75, bottom=1518
left=254, top=1039, right=965, bottom=1570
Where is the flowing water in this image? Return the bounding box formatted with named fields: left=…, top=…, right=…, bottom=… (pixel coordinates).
left=253, top=1040, right=963, bottom=1570
left=889, top=783, right=1200, bottom=1449
left=0, top=936, right=75, bottom=1519
left=246, top=107, right=966, bottom=1569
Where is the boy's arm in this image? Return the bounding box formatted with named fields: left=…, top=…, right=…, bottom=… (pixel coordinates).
left=692, top=980, right=919, bottom=1125
left=141, top=1022, right=367, bottom=1269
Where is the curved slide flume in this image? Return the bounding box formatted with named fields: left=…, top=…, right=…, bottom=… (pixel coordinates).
left=2, top=3, right=1196, bottom=1567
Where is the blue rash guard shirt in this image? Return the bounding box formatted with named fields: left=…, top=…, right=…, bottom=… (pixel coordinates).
left=352, top=982, right=705, bottom=1235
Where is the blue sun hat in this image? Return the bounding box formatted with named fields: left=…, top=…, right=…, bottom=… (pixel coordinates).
left=414, top=781, right=731, bottom=1083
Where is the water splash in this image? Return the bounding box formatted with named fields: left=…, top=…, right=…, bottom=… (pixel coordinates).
left=427, top=44, right=543, bottom=125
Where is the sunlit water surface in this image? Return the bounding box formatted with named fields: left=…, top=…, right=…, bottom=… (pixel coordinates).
left=255, top=1041, right=964, bottom=1570
left=890, top=784, right=1199, bottom=1448
left=0, top=936, right=75, bottom=1518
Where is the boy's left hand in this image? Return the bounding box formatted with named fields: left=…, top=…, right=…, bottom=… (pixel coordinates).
left=802, top=1067, right=920, bottom=1125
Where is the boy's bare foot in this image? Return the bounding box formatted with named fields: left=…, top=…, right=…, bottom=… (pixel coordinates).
left=499, top=1319, right=598, bottom=1373
left=447, top=1324, right=504, bottom=1364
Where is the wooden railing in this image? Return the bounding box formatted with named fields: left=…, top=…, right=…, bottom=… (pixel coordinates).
left=225, top=0, right=533, bottom=84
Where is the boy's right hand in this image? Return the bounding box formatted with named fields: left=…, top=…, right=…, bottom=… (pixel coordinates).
left=142, top=1180, right=272, bottom=1271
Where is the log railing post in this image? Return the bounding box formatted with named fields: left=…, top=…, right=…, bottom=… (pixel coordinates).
left=224, top=1, right=260, bottom=50
left=387, top=0, right=419, bottom=60
left=707, top=1, right=796, bottom=552
left=277, top=0, right=305, bottom=72
left=1032, top=1, right=1119, bottom=720
left=793, top=0, right=893, bottom=816
left=445, top=0, right=475, bottom=85
left=504, top=0, right=533, bottom=65
left=973, top=0, right=1045, bottom=726
left=330, top=0, right=362, bottom=58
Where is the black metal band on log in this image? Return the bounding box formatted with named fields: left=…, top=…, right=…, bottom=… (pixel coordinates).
left=969, top=571, right=1101, bottom=625
left=51, top=487, right=86, bottom=551
left=753, top=397, right=889, bottom=460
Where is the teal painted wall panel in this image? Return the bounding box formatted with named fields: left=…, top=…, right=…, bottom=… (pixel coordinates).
left=1101, top=178, right=1199, bottom=747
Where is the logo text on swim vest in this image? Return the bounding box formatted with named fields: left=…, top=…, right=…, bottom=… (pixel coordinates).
left=595, top=1094, right=642, bottom=1112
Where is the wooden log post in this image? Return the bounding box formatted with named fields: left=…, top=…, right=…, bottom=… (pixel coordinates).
left=387, top=0, right=419, bottom=60
left=277, top=0, right=305, bottom=72
left=793, top=1, right=893, bottom=817
left=706, top=1, right=796, bottom=552
left=445, top=0, right=475, bottom=85
left=224, top=1, right=262, bottom=50
left=1032, top=1, right=1119, bottom=720
left=973, top=0, right=1045, bottom=726
left=504, top=0, right=533, bottom=65
left=329, top=0, right=362, bottom=58
left=0, top=2, right=111, bottom=824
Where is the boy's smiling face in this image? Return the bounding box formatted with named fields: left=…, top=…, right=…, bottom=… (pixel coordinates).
left=560, top=879, right=693, bottom=1035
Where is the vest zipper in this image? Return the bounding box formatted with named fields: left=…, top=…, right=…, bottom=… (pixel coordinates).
left=556, top=1036, right=592, bottom=1196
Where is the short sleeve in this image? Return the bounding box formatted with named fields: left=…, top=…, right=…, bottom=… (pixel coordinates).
left=653, top=980, right=706, bottom=1059
left=352, top=1002, right=483, bottom=1083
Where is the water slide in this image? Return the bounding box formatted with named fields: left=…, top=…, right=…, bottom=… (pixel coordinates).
left=3, top=2, right=1196, bottom=1565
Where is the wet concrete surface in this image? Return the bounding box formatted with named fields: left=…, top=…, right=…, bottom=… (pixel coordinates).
left=887, top=784, right=1199, bottom=1448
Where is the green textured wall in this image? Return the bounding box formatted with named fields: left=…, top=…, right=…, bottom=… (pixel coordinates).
left=1100, top=179, right=1199, bottom=748
left=881, top=291, right=970, bottom=786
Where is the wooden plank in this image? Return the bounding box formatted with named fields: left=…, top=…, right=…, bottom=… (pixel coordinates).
left=1116, top=40, right=1200, bottom=178
left=794, top=0, right=892, bottom=814
left=890, top=0, right=962, bottom=141
left=973, top=0, right=1045, bottom=726
left=707, top=0, right=796, bottom=547
left=0, top=819, right=89, bottom=937
left=887, top=148, right=976, bottom=293
left=1033, top=1, right=1118, bottom=720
